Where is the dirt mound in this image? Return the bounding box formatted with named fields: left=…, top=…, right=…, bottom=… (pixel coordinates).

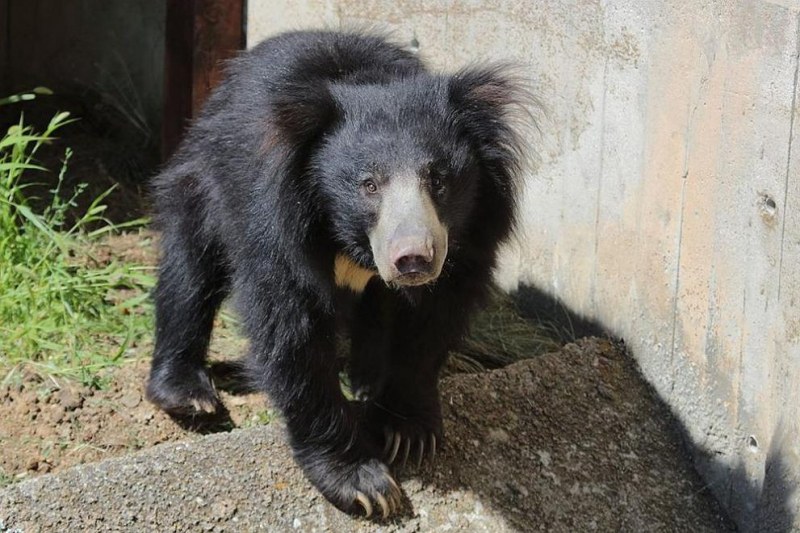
left=0, top=338, right=733, bottom=532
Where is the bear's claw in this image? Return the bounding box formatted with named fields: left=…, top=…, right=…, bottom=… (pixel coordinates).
left=375, top=493, right=390, bottom=518
left=355, top=491, right=372, bottom=517
left=352, top=473, right=401, bottom=519
left=309, top=457, right=403, bottom=519
left=189, top=397, right=219, bottom=414
left=383, top=429, right=437, bottom=467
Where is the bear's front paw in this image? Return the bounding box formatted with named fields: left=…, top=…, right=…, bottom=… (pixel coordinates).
left=367, top=399, right=443, bottom=468
left=302, top=454, right=403, bottom=519
left=146, top=364, right=222, bottom=416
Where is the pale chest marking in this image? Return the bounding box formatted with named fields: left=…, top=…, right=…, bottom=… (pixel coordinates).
left=334, top=255, right=377, bottom=293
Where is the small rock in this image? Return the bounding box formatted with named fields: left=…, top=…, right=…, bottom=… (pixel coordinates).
left=211, top=500, right=236, bottom=520
left=58, top=388, right=83, bottom=411
left=49, top=405, right=66, bottom=424
left=493, top=480, right=512, bottom=497
left=537, top=450, right=552, bottom=468
left=511, top=481, right=529, bottom=497
left=120, top=390, right=142, bottom=409
left=135, top=410, right=155, bottom=424
left=597, top=384, right=617, bottom=401
left=487, top=428, right=510, bottom=443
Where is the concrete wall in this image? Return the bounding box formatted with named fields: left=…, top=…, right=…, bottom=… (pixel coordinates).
left=248, top=1, right=800, bottom=529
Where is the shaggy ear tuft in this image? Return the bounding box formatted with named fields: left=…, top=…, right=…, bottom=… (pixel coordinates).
left=270, top=81, right=339, bottom=148
left=448, top=65, right=537, bottom=181
left=451, top=65, right=522, bottom=109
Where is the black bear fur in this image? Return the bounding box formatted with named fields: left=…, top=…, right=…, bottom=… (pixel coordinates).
left=147, top=30, right=528, bottom=518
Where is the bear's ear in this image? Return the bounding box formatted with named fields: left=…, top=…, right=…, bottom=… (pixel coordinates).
left=448, top=65, right=533, bottom=180
left=270, top=81, right=339, bottom=149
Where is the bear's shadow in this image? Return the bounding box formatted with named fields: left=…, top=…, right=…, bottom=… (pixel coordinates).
left=166, top=404, right=235, bottom=435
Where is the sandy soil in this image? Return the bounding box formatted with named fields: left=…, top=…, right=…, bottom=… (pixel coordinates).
left=0, top=354, right=266, bottom=483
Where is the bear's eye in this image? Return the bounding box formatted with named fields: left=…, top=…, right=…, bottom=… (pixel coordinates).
left=363, top=179, right=379, bottom=194
left=430, top=170, right=446, bottom=195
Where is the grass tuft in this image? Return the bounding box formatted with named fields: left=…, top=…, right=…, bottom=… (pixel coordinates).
left=447, top=288, right=563, bottom=374
left=0, top=100, right=154, bottom=387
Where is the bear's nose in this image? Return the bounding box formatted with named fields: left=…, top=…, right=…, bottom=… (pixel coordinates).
left=390, top=237, right=434, bottom=276
left=394, top=253, right=433, bottom=275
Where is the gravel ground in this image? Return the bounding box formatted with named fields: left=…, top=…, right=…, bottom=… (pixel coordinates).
left=0, top=338, right=734, bottom=532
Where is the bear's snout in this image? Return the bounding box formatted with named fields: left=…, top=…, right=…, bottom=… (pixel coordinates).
left=369, top=173, right=448, bottom=287
left=382, top=231, right=443, bottom=286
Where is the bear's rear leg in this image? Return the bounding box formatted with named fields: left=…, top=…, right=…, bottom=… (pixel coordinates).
left=146, top=221, right=228, bottom=417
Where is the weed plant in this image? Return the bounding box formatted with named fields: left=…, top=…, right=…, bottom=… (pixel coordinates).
left=0, top=94, right=153, bottom=386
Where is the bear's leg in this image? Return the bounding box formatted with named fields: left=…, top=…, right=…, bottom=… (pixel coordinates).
left=363, top=281, right=482, bottom=469
left=367, top=331, right=446, bottom=470
left=348, top=279, right=393, bottom=402
left=244, top=284, right=402, bottom=518
left=146, top=218, right=228, bottom=416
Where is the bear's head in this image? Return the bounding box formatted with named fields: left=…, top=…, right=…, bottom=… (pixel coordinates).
left=272, top=66, right=528, bottom=289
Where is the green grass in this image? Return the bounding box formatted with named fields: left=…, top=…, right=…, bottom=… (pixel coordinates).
left=241, top=409, right=275, bottom=428
left=0, top=97, right=154, bottom=387
left=0, top=467, right=12, bottom=488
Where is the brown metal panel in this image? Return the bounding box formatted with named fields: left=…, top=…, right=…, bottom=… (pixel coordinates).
left=162, top=0, right=244, bottom=160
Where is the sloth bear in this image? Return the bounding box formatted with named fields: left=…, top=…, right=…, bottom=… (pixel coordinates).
left=147, top=30, right=528, bottom=518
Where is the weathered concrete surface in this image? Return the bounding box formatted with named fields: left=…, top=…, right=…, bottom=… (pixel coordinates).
left=247, top=2, right=800, bottom=529
left=0, top=339, right=732, bottom=532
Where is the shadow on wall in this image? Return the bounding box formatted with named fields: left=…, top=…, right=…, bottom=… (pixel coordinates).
left=510, top=284, right=607, bottom=342
left=509, top=283, right=798, bottom=532
left=710, top=438, right=799, bottom=532
left=755, top=451, right=799, bottom=532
